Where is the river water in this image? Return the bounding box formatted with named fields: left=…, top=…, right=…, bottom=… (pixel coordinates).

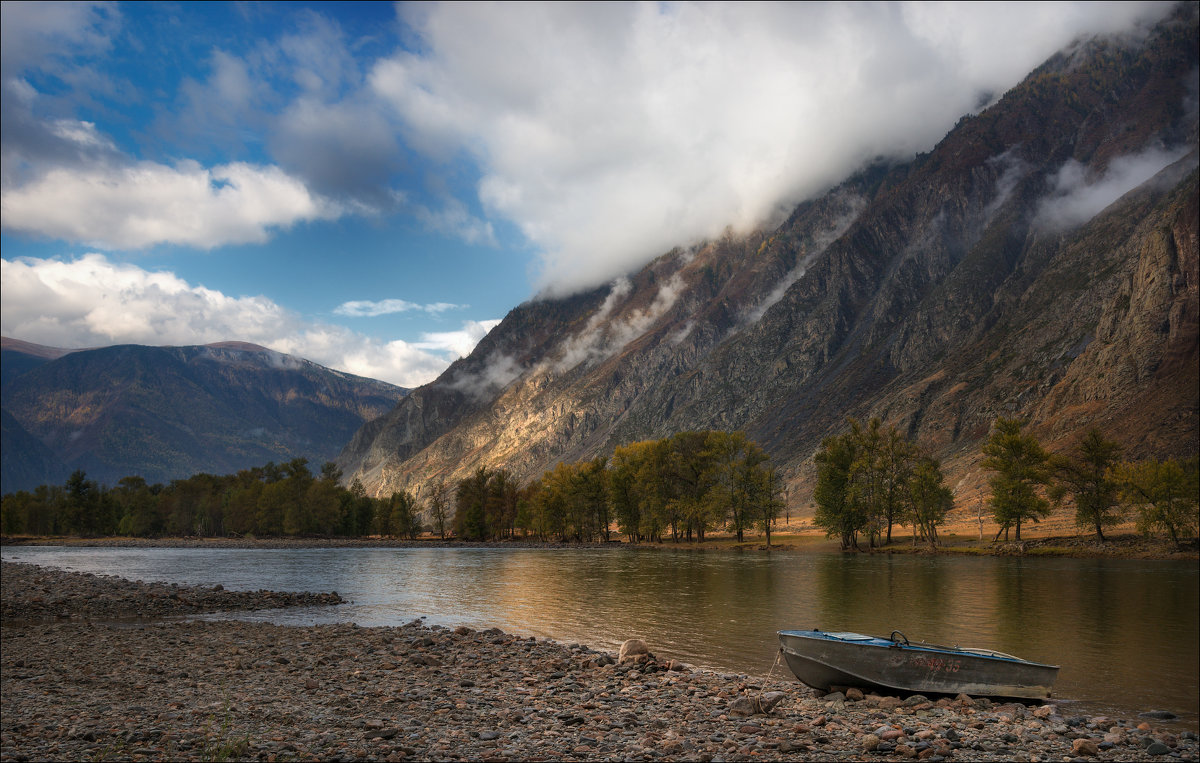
left=3, top=545, right=1196, bottom=728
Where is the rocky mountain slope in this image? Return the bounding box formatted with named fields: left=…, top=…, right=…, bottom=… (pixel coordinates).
left=1, top=340, right=406, bottom=493
left=339, top=6, right=1198, bottom=514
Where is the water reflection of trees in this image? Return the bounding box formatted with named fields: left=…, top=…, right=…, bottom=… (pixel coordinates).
left=813, top=554, right=958, bottom=641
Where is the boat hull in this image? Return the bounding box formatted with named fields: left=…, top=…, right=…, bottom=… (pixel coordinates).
left=778, top=630, right=1058, bottom=700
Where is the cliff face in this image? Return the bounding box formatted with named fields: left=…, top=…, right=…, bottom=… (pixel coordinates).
left=339, top=7, right=1199, bottom=511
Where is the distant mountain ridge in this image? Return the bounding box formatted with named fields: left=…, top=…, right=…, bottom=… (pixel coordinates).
left=1, top=339, right=407, bottom=493
left=338, top=5, right=1198, bottom=511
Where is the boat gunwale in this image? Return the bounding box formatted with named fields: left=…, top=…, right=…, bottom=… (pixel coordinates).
left=777, top=629, right=1060, bottom=670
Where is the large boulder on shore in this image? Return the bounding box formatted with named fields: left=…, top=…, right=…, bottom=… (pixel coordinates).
left=619, top=639, right=649, bottom=663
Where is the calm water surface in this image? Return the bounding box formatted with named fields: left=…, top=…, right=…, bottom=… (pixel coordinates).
left=3, top=545, right=1196, bottom=728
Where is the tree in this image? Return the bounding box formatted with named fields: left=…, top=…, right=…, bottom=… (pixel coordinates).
left=665, top=431, right=713, bottom=541
left=751, top=465, right=785, bottom=548
left=113, top=475, right=159, bottom=537
left=0, top=491, right=31, bottom=534
left=304, top=479, right=343, bottom=535
left=1051, top=429, right=1123, bottom=541
left=454, top=467, right=492, bottom=541
left=224, top=477, right=262, bottom=536
left=280, top=459, right=315, bottom=535
left=813, top=431, right=865, bottom=550
left=846, top=419, right=886, bottom=547
left=877, top=425, right=915, bottom=544
left=610, top=438, right=672, bottom=542
left=256, top=480, right=290, bottom=535
left=426, top=478, right=450, bottom=540
left=320, top=461, right=343, bottom=484
left=578, top=457, right=610, bottom=541
left=703, top=431, right=769, bottom=543
left=487, top=470, right=520, bottom=540
left=608, top=443, right=643, bottom=541
left=1116, top=457, right=1199, bottom=549
left=982, top=419, right=1053, bottom=541
left=907, top=456, right=952, bottom=548
left=349, top=478, right=375, bottom=536
left=385, top=490, right=420, bottom=539
left=63, top=470, right=101, bottom=534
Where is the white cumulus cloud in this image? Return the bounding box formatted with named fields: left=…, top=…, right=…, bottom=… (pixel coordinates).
left=1, top=160, right=342, bottom=249
left=372, top=1, right=1173, bottom=296
left=0, top=254, right=496, bottom=388
left=334, top=299, right=464, bottom=317
left=416, top=319, right=503, bottom=359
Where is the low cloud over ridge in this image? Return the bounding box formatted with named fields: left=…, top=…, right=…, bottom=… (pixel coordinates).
left=374, top=2, right=1173, bottom=296
left=1034, top=145, right=1195, bottom=231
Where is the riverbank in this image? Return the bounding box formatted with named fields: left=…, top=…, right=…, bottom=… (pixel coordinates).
left=2, top=563, right=1196, bottom=762
left=3, top=531, right=1195, bottom=560
left=0, top=561, right=343, bottom=621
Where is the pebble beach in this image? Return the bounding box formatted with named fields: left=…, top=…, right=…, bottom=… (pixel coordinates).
left=1, top=561, right=1195, bottom=762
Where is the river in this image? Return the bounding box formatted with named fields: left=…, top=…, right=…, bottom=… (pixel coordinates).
left=3, top=545, right=1196, bottom=728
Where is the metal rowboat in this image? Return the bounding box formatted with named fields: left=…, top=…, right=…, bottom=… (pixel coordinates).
left=778, top=629, right=1059, bottom=700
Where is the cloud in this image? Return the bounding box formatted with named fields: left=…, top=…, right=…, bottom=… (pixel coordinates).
left=1, top=160, right=342, bottom=249
left=1, top=2, right=125, bottom=187
left=0, top=4, right=373, bottom=246
left=373, top=1, right=1174, bottom=296
left=1034, top=145, right=1194, bottom=231
left=334, top=299, right=464, bottom=318
left=0, top=254, right=496, bottom=387
left=0, top=1, right=118, bottom=81
left=412, top=197, right=497, bottom=247
left=446, top=352, right=523, bottom=400
left=416, top=319, right=503, bottom=358
left=270, top=95, right=405, bottom=205
left=1, top=1, right=1181, bottom=302
left=744, top=191, right=867, bottom=325
left=551, top=271, right=686, bottom=372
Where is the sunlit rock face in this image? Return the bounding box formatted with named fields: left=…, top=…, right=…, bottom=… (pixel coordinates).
left=339, top=6, right=1198, bottom=509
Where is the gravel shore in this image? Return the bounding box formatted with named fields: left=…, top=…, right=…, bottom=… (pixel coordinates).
left=2, top=562, right=1195, bottom=762
left=0, top=562, right=343, bottom=621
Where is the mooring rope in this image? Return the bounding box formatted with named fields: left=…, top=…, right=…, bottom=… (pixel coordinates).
left=759, top=648, right=783, bottom=698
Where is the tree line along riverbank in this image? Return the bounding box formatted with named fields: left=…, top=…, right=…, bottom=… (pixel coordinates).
left=2, top=561, right=1196, bottom=762
left=2, top=529, right=1196, bottom=560
left=3, top=422, right=1196, bottom=556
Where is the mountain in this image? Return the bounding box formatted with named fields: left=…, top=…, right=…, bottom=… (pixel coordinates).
left=340, top=6, right=1199, bottom=510
left=1, top=340, right=407, bottom=493
left=0, top=337, right=75, bottom=389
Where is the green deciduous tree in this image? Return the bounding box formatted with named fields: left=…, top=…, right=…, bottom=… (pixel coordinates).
left=751, top=464, right=785, bottom=548
left=1051, top=429, right=1124, bottom=542
left=1116, top=457, right=1199, bottom=549
left=304, top=479, right=343, bottom=535
left=814, top=431, right=863, bottom=550
left=907, top=457, right=953, bottom=548
left=114, top=475, right=159, bottom=537
left=982, top=419, right=1053, bottom=541
left=380, top=490, right=419, bottom=539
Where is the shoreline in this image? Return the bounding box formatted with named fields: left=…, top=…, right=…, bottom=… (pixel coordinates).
left=2, top=562, right=1196, bottom=762
left=2, top=532, right=1196, bottom=560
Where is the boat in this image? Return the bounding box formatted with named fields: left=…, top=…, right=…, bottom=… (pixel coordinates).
left=777, top=629, right=1059, bottom=700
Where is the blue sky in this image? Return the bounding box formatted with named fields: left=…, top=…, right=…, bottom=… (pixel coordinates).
left=0, top=1, right=1171, bottom=387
